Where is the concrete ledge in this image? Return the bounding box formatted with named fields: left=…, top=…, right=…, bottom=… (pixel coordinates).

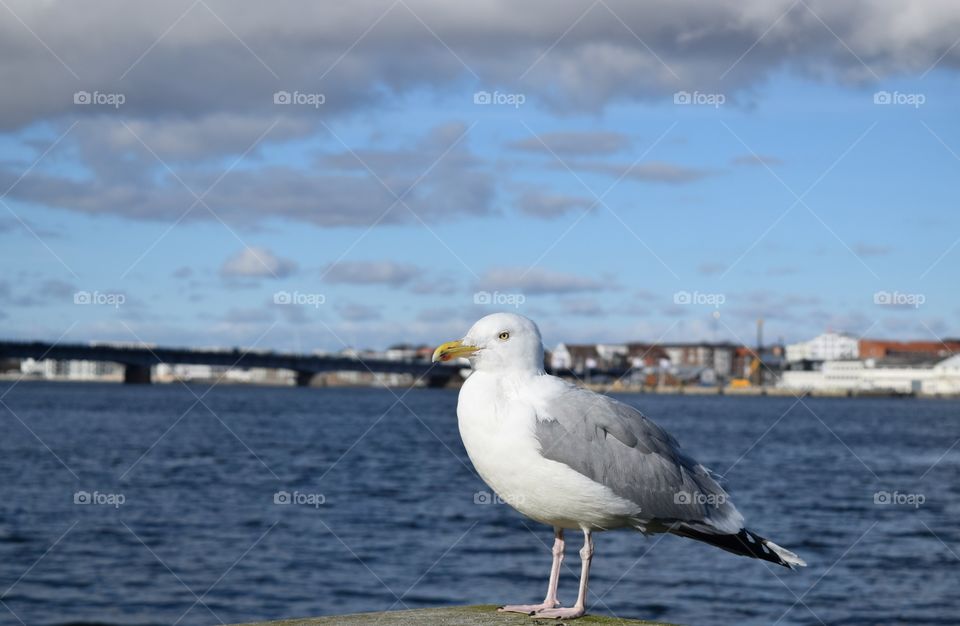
left=230, top=605, right=676, bottom=625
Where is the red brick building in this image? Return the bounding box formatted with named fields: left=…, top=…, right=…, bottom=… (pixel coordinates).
left=858, top=339, right=960, bottom=360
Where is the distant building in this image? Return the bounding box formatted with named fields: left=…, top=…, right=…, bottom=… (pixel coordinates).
left=780, top=354, right=960, bottom=395
left=624, top=343, right=669, bottom=386
left=732, top=346, right=757, bottom=380
left=319, top=370, right=416, bottom=387
left=785, top=332, right=859, bottom=362
left=550, top=344, right=600, bottom=371
left=384, top=344, right=420, bottom=361
left=350, top=344, right=433, bottom=363
left=595, top=344, right=628, bottom=368
left=661, top=342, right=738, bottom=382
left=625, top=343, right=668, bottom=368
left=155, top=363, right=218, bottom=381
left=20, top=358, right=122, bottom=381
left=859, top=339, right=960, bottom=360
left=553, top=340, right=737, bottom=383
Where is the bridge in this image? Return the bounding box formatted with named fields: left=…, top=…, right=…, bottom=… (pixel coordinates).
left=0, top=340, right=463, bottom=387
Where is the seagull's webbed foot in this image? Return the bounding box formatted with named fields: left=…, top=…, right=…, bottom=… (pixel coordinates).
left=533, top=606, right=586, bottom=619
left=497, top=601, right=560, bottom=615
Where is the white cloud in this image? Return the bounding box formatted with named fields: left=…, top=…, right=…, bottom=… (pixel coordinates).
left=221, top=247, right=297, bottom=279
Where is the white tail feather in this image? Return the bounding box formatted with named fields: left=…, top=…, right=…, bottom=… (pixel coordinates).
left=764, top=539, right=807, bottom=568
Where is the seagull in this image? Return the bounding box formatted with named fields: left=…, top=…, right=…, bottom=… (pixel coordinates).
left=432, top=312, right=805, bottom=620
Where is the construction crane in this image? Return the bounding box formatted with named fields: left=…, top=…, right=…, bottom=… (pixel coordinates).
left=730, top=358, right=760, bottom=389
left=730, top=319, right=764, bottom=389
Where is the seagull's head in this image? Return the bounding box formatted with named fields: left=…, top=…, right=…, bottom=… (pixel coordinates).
left=432, top=312, right=545, bottom=373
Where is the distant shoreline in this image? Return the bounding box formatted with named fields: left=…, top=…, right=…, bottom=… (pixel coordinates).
left=3, top=373, right=958, bottom=399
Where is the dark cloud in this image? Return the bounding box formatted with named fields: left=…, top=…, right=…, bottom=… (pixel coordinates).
left=559, top=160, right=715, bottom=184
left=0, top=122, right=495, bottom=228
left=516, top=191, right=595, bottom=218
left=508, top=131, right=630, bottom=156
left=2, top=1, right=959, bottom=130
left=99, top=115, right=315, bottom=162
left=3, top=1, right=954, bottom=231
left=322, top=261, right=421, bottom=286
left=476, top=267, right=610, bottom=295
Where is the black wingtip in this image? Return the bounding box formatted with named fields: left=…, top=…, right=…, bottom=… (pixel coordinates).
left=671, top=526, right=806, bottom=568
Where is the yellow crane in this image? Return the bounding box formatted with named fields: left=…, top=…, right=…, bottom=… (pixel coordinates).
left=730, top=357, right=760, bottom=388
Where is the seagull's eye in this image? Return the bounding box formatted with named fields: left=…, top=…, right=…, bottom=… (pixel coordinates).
left=498, top=331, right=510, bottom=341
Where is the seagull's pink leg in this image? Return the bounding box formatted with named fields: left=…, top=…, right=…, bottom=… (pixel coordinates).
left=534, top=528, right=593, bottom=620
left=498, top=528, right=564, bottom=614
left=543, top=528, right=564, bottom=607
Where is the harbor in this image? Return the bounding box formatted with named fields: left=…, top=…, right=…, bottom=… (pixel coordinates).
left=4, top=327, right=959, bottom=397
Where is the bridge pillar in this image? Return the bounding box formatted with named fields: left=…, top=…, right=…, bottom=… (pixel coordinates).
left=123, top=364, right=152, bottom=384
left=295, top=371, right=315, bottom=387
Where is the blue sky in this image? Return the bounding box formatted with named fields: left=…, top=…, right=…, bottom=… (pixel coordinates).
left=1, top=1, right=958, bottom=352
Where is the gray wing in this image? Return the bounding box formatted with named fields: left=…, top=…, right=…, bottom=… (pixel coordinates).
left=534, top=384, right=744, bottom=533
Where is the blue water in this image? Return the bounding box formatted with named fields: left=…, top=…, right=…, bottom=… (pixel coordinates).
left=0, top=381, right=958, bottom=626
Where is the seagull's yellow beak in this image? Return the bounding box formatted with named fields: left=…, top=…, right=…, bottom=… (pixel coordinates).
left=432, top=340, right=479, bottom=363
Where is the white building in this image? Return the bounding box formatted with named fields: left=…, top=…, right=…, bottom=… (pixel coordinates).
left=383, top=345, right=419, bottom=361
left=550, top=344, right=596, bottom=370
left=154, top=363, right=295, bottom=385
left=20, top=359, right=123, bottom=381
left=661, top=343, right=737, bottom=380
left=785, top=332, right=859, bottom=362
left=155, top=363, right=216, bottom=381
left=20, top=358, right=123, bottom=381
left=780, top=355, right=960, bottom=395
left=595, top=344, right=628, bottom=366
